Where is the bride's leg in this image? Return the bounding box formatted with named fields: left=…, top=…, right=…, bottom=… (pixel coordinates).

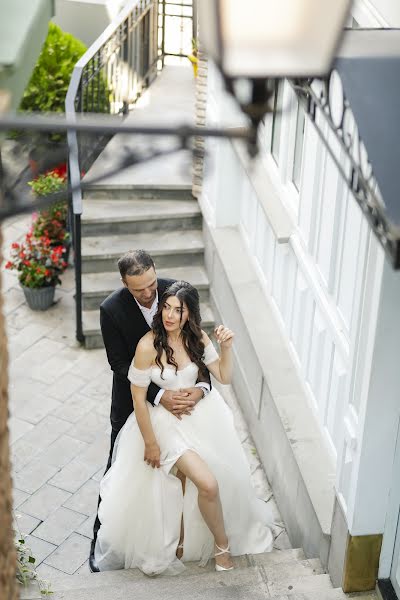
left=176, top=469, right=186, bottom=559
left=175, top=451, right=233, bottom=570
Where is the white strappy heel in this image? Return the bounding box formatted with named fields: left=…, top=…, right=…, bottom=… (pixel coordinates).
left=214, top=544, right=234, bottom=571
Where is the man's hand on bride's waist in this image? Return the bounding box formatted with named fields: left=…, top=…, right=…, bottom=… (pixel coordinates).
left=159, top=387, right=204, bottom=420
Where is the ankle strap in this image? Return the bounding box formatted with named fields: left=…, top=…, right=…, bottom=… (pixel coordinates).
left=215, top=544, right=230, bottom=556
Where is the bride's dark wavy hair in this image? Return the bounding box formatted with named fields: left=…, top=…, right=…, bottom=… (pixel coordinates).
left=152, top=281, right=207, bottom=379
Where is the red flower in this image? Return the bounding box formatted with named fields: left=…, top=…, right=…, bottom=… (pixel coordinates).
left=5, top=261, right=13, bottom=269
left=11, top=242, right=19, bottom=249
left=23, top=260, right=31, bottom=267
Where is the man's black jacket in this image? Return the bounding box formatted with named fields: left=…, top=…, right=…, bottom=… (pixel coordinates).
left=100, top=277, right=210, bottom=428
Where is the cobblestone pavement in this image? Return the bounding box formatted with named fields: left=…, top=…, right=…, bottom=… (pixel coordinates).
left=3, top=214, right=288, bottom=579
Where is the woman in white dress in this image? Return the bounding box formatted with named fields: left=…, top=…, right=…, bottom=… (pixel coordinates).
left=95, top=281, right=273, bottom=575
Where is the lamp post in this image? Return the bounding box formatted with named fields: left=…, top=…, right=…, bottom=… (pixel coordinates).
left=197, top=0, right=352, bottom=154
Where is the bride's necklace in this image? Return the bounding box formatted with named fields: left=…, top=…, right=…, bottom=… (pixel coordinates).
left=167, top=336, right=186, bottom=357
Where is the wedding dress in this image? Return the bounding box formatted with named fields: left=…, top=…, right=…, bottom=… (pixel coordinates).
left=95, top=343, right=274, bottom=575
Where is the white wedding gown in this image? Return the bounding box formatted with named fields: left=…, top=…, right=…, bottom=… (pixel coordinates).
left=95, top=343, right=274, bottom=575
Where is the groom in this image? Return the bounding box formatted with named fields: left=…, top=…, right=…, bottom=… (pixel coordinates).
left=89, top=249, right=211, bottom=571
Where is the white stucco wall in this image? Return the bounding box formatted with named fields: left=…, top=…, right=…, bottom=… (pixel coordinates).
left=54, top=0, right=124, bottom=46
left=201, top=1, right=400, bottom=567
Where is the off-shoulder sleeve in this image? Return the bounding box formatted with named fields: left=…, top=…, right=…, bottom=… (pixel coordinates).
left=128, top=362, right=151, bottom=387
left=203, top=342, right=219, bottom=366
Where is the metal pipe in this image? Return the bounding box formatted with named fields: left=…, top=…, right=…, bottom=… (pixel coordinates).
left=73, top=214, right=84, bottom=343
left=0, top=113, right=250, bottom=141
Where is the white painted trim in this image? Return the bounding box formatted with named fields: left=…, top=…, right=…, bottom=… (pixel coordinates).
left=209, top=223, right=336, bottom=535
left=290, top=234, right=350, bottom=360
left=379, top=417, right=400, bottom=578
left=352, top=0, right=389, bottom=26
left=232, top=140, right=294, bottom=242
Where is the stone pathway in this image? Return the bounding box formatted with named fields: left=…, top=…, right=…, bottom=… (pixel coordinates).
left=3, top=205, right=287, bottom=580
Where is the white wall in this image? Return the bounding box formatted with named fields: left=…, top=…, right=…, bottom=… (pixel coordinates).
left=353, top=0, right=400, bottom=26
left=201, top=41, right=393, bottom=541
left=54, top=0, right=125, bottom=46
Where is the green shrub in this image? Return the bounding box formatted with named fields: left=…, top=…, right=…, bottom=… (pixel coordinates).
left=20, top=22, right=110, bottom=116
left=20, top=22, right=87, bottom=113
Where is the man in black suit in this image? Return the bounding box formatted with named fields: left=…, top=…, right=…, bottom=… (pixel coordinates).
left=89, top=249, right=210, bottom=571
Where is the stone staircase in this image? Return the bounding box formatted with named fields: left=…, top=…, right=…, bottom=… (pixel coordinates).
left=80, top=183, right=214, bottom=349
left=21, top=547, right=374, bottom=600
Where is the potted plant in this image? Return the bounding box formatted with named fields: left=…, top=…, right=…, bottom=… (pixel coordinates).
left=5, top=233, right=67, bottom=310
left=28, top=165, right=71, bottom=264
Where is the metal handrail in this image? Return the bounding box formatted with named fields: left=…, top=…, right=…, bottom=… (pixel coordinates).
left=66, top=0, right=163, bottom=343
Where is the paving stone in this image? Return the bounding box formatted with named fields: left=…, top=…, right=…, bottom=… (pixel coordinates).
left=10, top=439, right=44, bottom=473
left=44, top=533, right=90, bottom=574
left=80, top=371, right=113, bottom=403
left=13, top=511, right=41, bottom=536
left=30, top=346, right=82, bottom=384
left=77, top=432, right=110, bottom=472
left=9, top=387, right=61, bottom=426
left=12, top=487, right=30, bottom=509
left=23, top=534, right=57, bottom=566
left=68, top=411, right=109, bottom=444
left=48, top=459, right=99, bottom=494
left=75, top=513, right=96, bottom=539
left=2, top=286, right=25, bottom=314
left=10, top=338, right=66, bottom=373
left=17, top=415, right=72, bottom=452
left=19, top=485, right=72, bottom=521
left=5, top=302, right=37, bottom=332
left=13, top=459, right=59, bottom=495
left=46, top=372, right=88, bottom=401
left=63, top=349, right=108, bottom=382
left=33, top=507, right=87, bottom=546
left=8, top=416, right=34, bottom=444
left=63, top=480, right=99, bottom=517
left=35, top=562, right=67, bottom=580
left=75, top=559, right=90, bottom=574
left=8, top=322, right=54, bottom=356
left=51, top=393, right=96, bottom=424
left=34, top=435, right=89, bottom=469
left=92, top=467, right=105, bottom=482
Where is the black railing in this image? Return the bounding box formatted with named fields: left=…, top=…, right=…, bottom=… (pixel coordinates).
left=66, top=0, right=193, bottom=343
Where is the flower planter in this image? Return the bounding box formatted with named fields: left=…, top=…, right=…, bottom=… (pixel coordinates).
left=21, top=284, right=55, bottom=311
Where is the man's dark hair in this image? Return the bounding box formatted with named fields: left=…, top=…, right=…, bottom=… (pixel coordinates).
left=117, top=250, right=155, bottom=279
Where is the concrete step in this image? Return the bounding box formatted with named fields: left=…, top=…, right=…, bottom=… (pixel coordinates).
left=81, top=229, right=204, bottom=273
left=258, top=557, right=325, bottom=581
left=82, top=265, right=210, bottom=310
left=82, top=301, right=215, bottom=349
left=83, top=184, right=193, bottom=201
left=23, top=549, right=307, bottom=597
left=81, top=198, right=202, bottom=236
left=20, top=555, right=346, bottom=600
left=23, top=565, right=270, bottom=600
left=267, top=573, right=334, bottom=597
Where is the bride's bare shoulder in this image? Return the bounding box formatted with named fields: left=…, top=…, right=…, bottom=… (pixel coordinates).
left=136, top=331, right=156, bottom=356
left=201, top=329, right=211, bottom=346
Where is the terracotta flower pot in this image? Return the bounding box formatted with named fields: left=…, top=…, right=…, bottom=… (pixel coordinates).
left=21, top=284, right=55, bottom=311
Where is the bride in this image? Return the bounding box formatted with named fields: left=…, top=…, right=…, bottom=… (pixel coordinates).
left=95, top=280, right=273, bottom=575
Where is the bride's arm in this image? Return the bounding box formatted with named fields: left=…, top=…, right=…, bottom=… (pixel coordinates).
left=201, top=326, right=234, bottom=384
left=130, top=334, right=160, bottom=469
